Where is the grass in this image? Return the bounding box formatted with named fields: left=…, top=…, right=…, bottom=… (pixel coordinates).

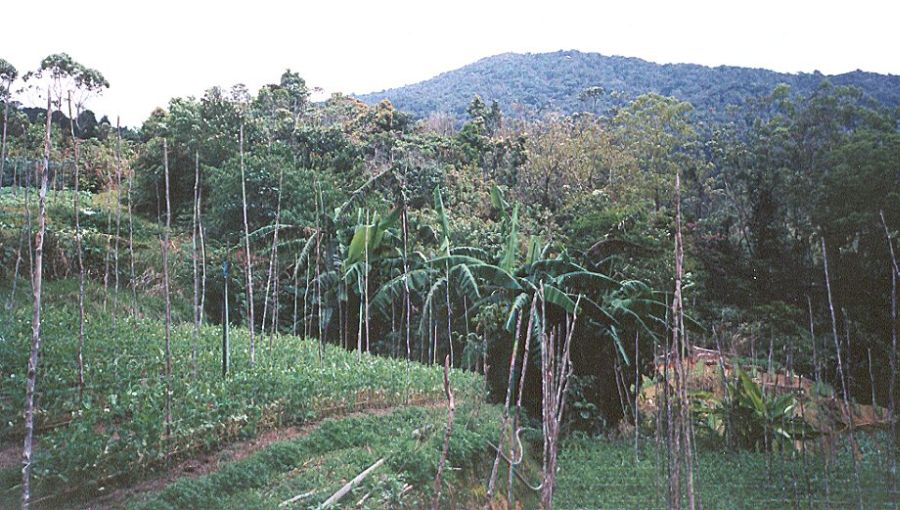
left=554, top=433, right=897, bottom=509
left=130, top=404, right=502, bottom=510
left=0, top=279, right=484, bottom=509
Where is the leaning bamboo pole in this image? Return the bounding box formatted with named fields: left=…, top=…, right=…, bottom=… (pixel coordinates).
left=821, top=238, right=863, bottom=510
left=509, top=296, right=536, bottom=507
left=192, top=150, right=202, bottom=369
left=484, top=309, right=526, bottom=509
left=879, top=210, right=898, bottom=495
left=126, top=158, right=138, bottom=317
left=112, top=118, right=124, bottom=316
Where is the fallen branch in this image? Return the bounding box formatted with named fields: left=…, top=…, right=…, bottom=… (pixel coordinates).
left=279, top=490, right=317, bottom=507
left=319, top=457, right=385, bottom=509
left=486, top=438, right=543, bottom=492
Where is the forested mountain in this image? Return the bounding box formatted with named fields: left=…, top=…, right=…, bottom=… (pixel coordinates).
left=356, top=50, right=900, bottom=124
left=2, top=51, right=898, bottom=509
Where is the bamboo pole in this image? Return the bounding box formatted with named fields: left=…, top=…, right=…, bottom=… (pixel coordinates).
left=112, top=118, right=124, bottom=316
left=192, top=150, right=201, bottom=369
left=484, top=308, right=526, bottom=509
left=126, top=159, right=138, bottom=317
left=239, top=122, right=256, bottom=366
left=319, top=458, right=385, bottom=509
left=879, top=210, right=898, bottom=496
left=161, top=138, right=174, bottom=452
left=509, top=296, right=535, bottom=507
left=67, top=92, right=87, bottom=399
left=821, top=238, right=863, bottom=510
left=431, top=355, right=455, bottom=510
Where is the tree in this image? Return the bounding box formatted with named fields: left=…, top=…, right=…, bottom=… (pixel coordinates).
left=612, top=94, right=697, bottom=212
left=21, top=54, right=107, bottom=508
left=21, top=88, right=52, bottom=510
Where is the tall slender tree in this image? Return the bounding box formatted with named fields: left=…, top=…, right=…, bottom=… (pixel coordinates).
left=21, top=89, right=52, bottom=510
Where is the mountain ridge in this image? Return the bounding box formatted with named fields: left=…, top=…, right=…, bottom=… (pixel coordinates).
left=354, top=50, right=900, bottom=123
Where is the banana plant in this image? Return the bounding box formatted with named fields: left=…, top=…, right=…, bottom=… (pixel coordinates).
left=694, top=366, right=817, bottom=451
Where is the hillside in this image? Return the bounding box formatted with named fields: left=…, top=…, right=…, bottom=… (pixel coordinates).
left=355, top=50, right=900, bottom=123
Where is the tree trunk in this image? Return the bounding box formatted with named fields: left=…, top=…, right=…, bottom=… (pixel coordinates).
left=0, top=97, right=8, bottom=186
left=21, top=90, right=52, bottom=510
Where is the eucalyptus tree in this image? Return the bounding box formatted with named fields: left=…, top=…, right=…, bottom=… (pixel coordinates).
left=47, top=55, right=107, bottom=394
left=21, top=55, right=107, bottom=508
left=612, top=93, right=697, bottom=212
left=20, top=81, right=52, bottom=510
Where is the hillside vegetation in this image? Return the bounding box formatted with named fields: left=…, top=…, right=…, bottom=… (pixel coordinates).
left=356, top=50, right=900, bottom=124
left=0, top=51, right=898, bottom=508
left=0, top=277, right=489, bottom=509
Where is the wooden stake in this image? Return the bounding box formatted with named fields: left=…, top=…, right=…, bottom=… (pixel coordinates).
left=67, top=92, right=87, bottom=399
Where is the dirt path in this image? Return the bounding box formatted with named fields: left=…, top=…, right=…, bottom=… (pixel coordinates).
left=79, top=397, right=443, bottom=510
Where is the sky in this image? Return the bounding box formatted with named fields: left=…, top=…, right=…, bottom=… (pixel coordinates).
left=4, top=0, right=898, bottom=126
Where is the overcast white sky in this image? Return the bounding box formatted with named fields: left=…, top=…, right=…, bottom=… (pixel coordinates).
left=5, top=0, right=898, bottom=126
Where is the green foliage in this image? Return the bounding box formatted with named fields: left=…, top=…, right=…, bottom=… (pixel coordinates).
left=356, top=50, right=900, bottom=126
left=207, top=146, right=343, bottom=239
left=0, top=284, right=481, bottom=506
left=129, top=404, right=501, bottom=510
left=555, top=433, right=896, bottom=509
left=693, top=367, right=815, bottom=451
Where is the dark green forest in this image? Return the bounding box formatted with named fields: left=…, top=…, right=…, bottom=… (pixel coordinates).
left=1, top=52, right=898, bottom=508
left=357, top=50, right=900, bottom=126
